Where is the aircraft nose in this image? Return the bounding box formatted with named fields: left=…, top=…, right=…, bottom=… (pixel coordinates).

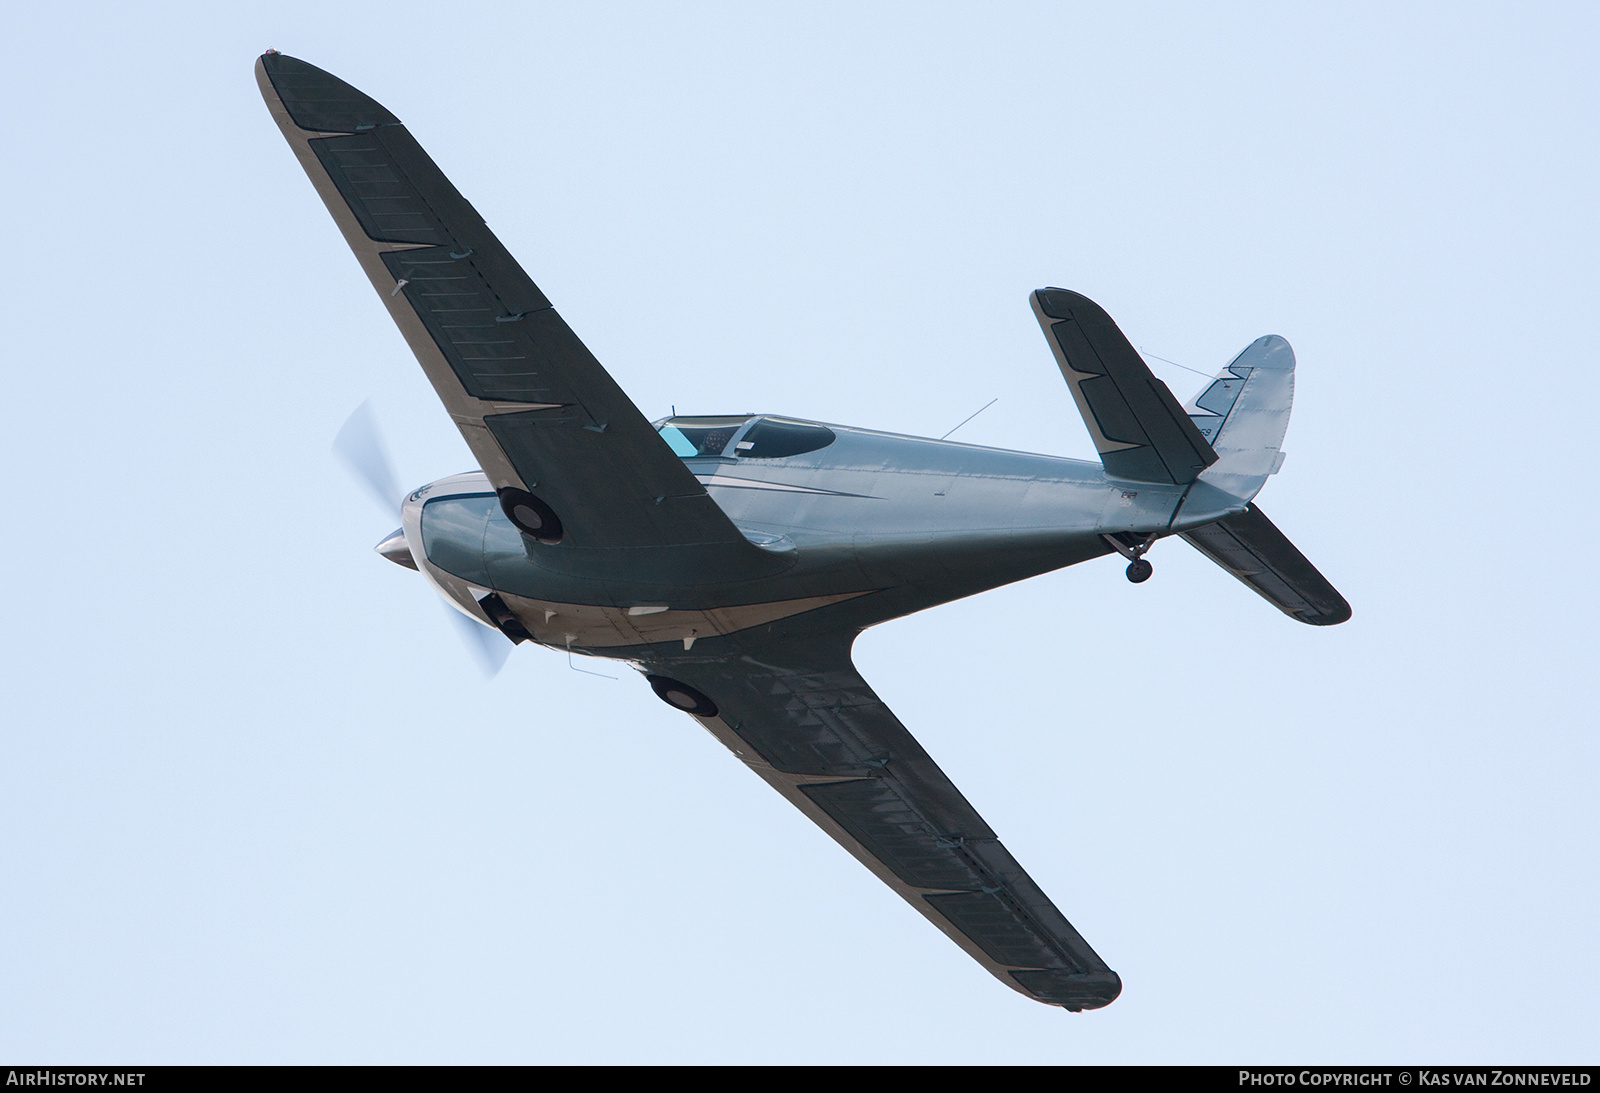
left=375, top=527, right=417, bottom=570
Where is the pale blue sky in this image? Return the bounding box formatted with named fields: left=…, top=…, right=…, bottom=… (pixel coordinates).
left=1, top=1, right=1595, bottom=1062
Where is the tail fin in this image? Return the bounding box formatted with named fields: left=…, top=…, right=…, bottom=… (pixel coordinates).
left=1180, top=335, right=1294, bottom=501
left=1033, top=292, right=1348, bottom=624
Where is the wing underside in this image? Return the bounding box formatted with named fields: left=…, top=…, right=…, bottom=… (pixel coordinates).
left=257, top=52, right=746, bottom=551
left=653, top=636, right=1122, bottom=1011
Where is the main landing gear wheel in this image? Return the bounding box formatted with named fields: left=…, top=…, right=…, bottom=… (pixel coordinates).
left=1103, top=532, right=1157, bottom=584
left=646, top=675, right=719, bottom=718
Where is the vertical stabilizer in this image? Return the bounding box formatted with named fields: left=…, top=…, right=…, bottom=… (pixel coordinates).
left=1178, top=335, right=1295, bottom=516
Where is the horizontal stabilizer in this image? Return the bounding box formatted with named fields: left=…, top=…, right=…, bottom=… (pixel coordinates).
left=1182, top=505, right=1351, bottom=626
left=1032, top=289, right=1217, bottom=485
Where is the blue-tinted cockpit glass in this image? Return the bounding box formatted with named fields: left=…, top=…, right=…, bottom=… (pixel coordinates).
left=658, top=426, right=698, bottom=457
left=657, top=417, right=751, bottom=458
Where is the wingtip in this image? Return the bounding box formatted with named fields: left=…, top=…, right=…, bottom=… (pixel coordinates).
left=254, top=52, right=400, bottom=132
left=1304, top=597, right=1353, bottom=626
left=1010, top=967, right=1123, bottom=1010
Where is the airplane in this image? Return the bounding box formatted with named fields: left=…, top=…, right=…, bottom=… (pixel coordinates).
left=257, top=51, right=1350, bottom=1013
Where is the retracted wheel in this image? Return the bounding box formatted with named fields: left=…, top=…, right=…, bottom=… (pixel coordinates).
left=646, top=675, right=719, bottom=718
left=1125, top=558, right=1153, bottom=583
left=497, top=487, right=564, bottom=544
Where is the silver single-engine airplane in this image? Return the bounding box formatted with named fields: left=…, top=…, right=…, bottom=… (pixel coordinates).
left=259, top=52, right=1349, bottom=1012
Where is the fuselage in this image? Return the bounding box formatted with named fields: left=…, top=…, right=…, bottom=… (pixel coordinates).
left=399, top=415, right=1235, bottom=657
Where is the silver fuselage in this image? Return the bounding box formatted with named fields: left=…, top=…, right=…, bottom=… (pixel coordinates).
left=401, top=417, right=1245, bottom=658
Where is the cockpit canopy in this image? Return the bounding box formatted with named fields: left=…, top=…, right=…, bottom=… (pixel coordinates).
left=656, top=415, right=837, bottom=459
left=658, top=416, right=749, bottom=458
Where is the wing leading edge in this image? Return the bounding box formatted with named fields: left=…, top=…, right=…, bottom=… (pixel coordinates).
left=653, top=636, right=1122, bottom=1011
left=256, top=53, right=748, bottom=551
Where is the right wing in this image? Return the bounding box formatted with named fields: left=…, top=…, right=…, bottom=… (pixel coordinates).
left=1032, top=288, right=1218, bottom=485
left=256, top=53, right=747, bottom=551
left=651, top=634, right=1122, bottom=1010
left=1182, top=504, right=1352, bottom=626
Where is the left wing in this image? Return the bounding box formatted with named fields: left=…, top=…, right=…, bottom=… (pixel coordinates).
left=650, top=635, right=1122, bottom=1010
left=257, top=53, right=747, bottom=551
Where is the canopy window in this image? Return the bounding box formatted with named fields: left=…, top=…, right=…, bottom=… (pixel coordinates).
left=657, top=416, right=753, bottom=458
